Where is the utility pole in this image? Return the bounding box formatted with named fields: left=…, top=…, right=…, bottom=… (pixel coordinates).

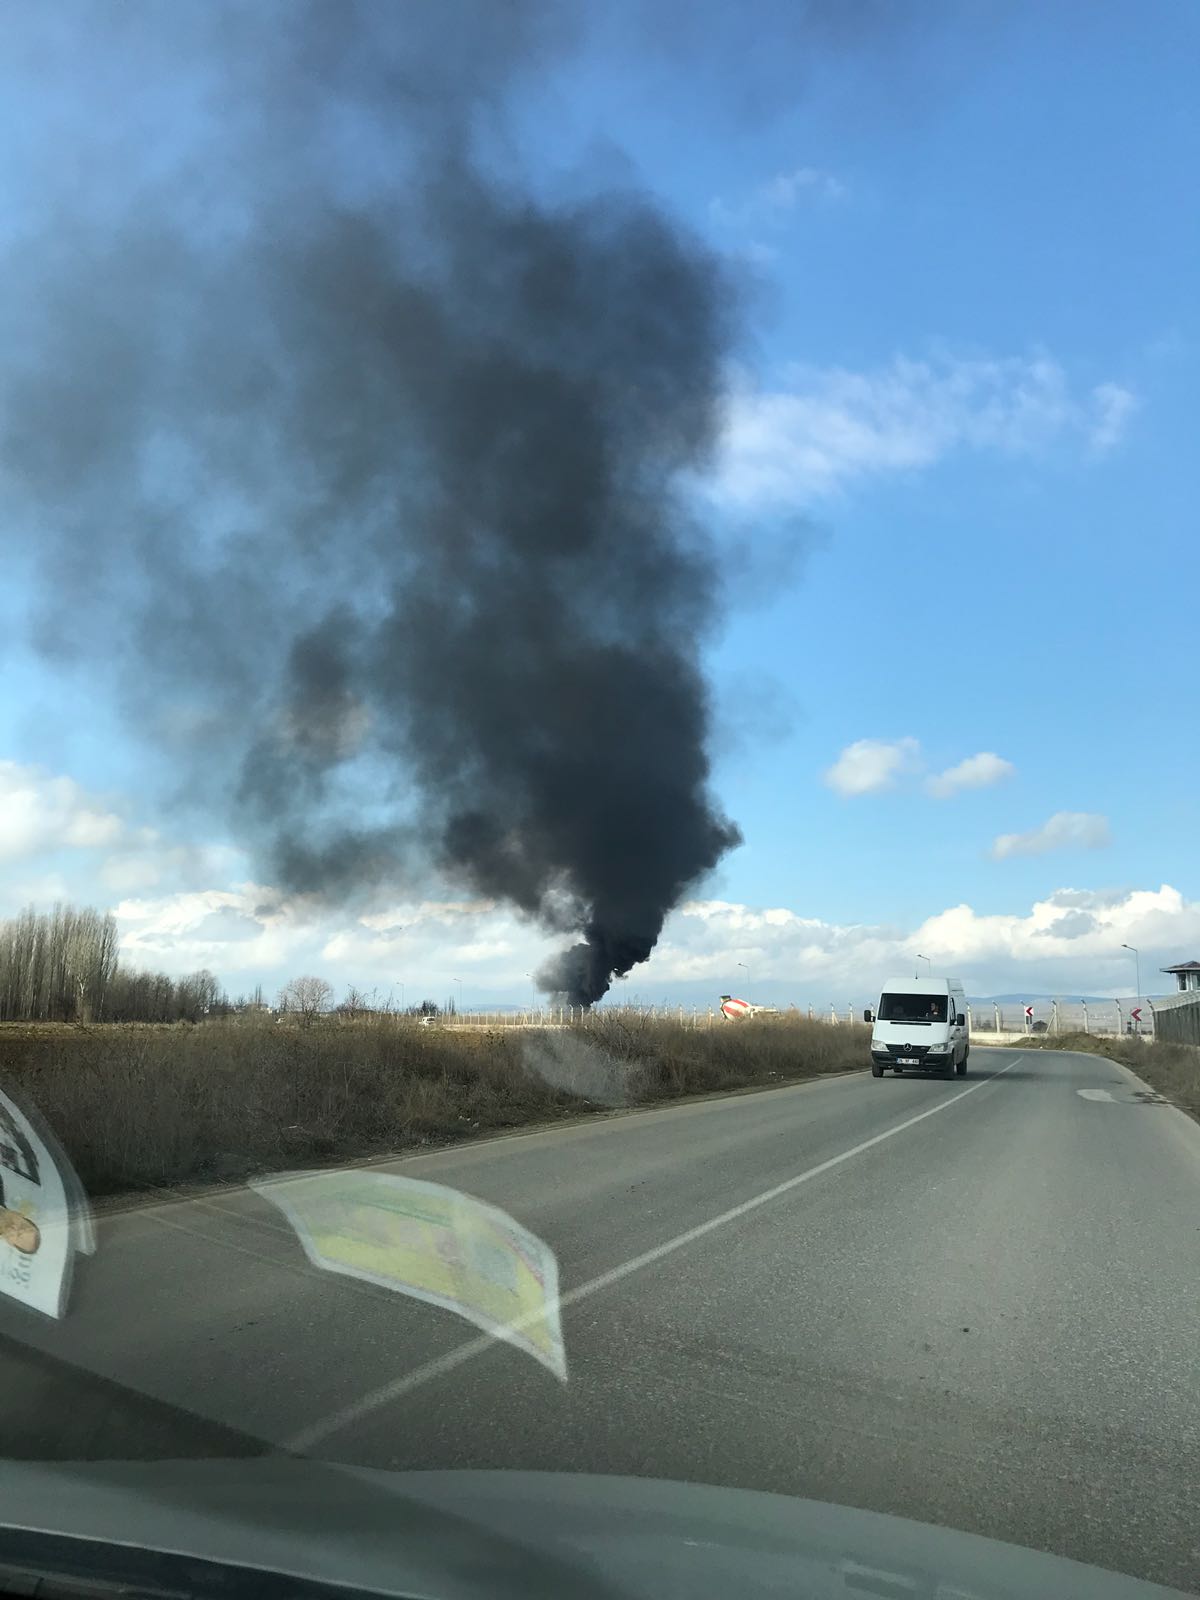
left=1121, top=943, right=1141, bottom=1002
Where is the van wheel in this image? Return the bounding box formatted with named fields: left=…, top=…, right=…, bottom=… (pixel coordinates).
left=871, top=1060, right=884, bottom=1077
left=956, top=1053, right=968, bottom=1076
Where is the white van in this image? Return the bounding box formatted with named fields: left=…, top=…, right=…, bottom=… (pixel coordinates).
left=864, top=977, right=969, bottom=1078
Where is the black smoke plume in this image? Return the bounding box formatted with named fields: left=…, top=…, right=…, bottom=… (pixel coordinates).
left=0, top=1, right=741, bottom=1004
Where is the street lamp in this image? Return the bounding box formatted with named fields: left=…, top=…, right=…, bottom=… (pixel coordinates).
left=396, top=980, right=405, bottom=1013
left=915, top=953, right=932, bottom=978
left=1121, top=944, right=1141, bottom=1000
left=736, top=960, right=748, bottom=988
left=453, top=976, right=463, bottom=1015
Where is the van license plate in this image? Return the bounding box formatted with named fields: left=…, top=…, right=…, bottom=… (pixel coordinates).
left=898, top=1057, right=918, bottom=1065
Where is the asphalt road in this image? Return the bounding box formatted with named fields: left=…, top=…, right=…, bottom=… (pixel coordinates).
left=4, top=1047, right=1199, bottom=1593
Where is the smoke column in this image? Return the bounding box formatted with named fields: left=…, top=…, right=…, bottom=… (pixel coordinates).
left=0, top=1, right=741, bottom=1004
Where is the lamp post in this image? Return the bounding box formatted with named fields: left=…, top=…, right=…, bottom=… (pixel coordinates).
left=1121, top=943, right=1141, bottom=1001
left=916, top=953, right=932, bottom=978
left=736, top=960, right=748, bottom=991
left=453, top=977, right=463, bottom=1016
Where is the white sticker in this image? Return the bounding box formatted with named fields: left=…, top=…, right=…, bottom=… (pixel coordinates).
left=252, top=1169, right=566, bottom=1381
left=0, top=1087, right=85, bottom=1318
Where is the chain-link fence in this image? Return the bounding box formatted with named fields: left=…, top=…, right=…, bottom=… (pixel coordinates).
left=374, top=999, right=1160, bottom=1036
left=967, top=1000, right=1154, bottom=1037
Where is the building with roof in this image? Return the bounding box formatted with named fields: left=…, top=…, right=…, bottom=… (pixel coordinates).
left=1161, top=960, right=1200, bottom=994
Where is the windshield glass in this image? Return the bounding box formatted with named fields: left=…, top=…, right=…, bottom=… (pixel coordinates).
left=1, top=5, right=1197, bottom=1600
left=879, top=994, right=949, bottom=1023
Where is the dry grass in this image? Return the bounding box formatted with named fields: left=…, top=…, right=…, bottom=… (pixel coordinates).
left=0, top=1013, right=867, bottom=1197
left=1025, top=1031, right=1200, bottom=1122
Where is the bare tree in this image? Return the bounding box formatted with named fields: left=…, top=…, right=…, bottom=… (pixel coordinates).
left=338, top=984, right=368, bottom=1019
left=0, top=903, right=227, bottom=1022
left=279, top=975, right=333, bottom=1025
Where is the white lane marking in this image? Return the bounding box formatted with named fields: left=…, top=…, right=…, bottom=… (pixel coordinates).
left=286, top=1053, right=1023, bottom=1452
left=1077, top=1088, right=1115, bottom=1102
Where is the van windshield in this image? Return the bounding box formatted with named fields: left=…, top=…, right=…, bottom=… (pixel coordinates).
left=878, top=993, right=948, bottom=1023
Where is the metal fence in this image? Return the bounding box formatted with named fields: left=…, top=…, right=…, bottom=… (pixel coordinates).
left=968, top=1000, right=1155, bottom=1037
left=419, top=1002, right=1158, bottom=1035
left=329, top=999, right=1168, bottom=1037
left=1153, top=995, right=1200, bottom=1046
left=437, top=1004, right=859, bottom=1030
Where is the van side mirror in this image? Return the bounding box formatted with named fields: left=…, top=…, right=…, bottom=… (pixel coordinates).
left=955, top=1012, right=966, bottom=1027
left=863, top=1008, right=874, bottom=1024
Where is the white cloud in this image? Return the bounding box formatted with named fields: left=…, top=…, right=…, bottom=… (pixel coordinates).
left=729, top=239, right=780, bottom=269
left=114, top=885, right=312, bottom=978
left=642, top=884, right=1199, bottom=1000
left=926, top=752, right=1015, bottom=799
left=826, top=742, right=1018, bottom=803
left=713, top=353, right=1138, bottom=508
left=110, top=885, right=546, bottom=1002
left=0, top=775, right=1173, bottom=1009
left=824, top=737, right=920, bottom=797
left=0, top=764, right=253, bottom=920
left=0, top=761, right=124, bottom=864
left=98, top=880, right=1200, bottom=1004
left=1089, top=382, right=1138, bottom=452
left=990, top=811, right=1111, bottom=860
left=7, top=871, right=75, bottom=906
left=709, top=165, right=846, bottom=230
left=98, top=832, right=245, bottom=895
left=760, top=165, right=847, bottom=206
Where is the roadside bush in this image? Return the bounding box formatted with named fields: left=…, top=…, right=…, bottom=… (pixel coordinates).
left=0, top=1013, right=867, bottom=1197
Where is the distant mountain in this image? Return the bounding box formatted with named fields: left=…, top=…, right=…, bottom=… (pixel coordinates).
left=978, top=993, right=1123, bottom=1004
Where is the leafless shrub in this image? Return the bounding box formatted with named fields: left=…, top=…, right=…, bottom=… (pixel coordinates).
left=277, top=975, right=334, bottom=1025
left=0, top=1012, right=868, bottom=1198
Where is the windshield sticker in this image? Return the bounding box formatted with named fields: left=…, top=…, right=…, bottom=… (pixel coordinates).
left=251, top=1170, right=566, bottom=1381
left=0, top=1087, right=95, bottom=1319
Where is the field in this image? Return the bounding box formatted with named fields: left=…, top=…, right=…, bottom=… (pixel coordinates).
left=7, top=1016, right=1194, bottom=1202
left=0, top=1012, right=868, bottom=1198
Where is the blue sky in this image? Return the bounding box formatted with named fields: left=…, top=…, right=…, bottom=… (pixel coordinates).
left=1, top=3, right=1197, bottom=1006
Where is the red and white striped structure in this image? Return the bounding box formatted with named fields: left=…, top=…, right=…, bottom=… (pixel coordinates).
left=719, top=994, right=779, bottom=1020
